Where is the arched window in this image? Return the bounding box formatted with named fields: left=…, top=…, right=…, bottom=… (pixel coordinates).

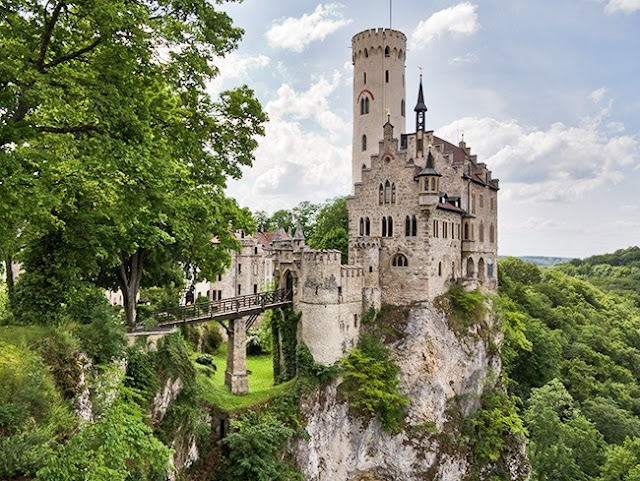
left=365, top=217, right=371, bottom=236
left=405, top=216, right=411, bottom=236
left=385, top=70, right=389, bottom=83
left=360, top=98, right=365, bottom=115
left=401, top=99, right=405, bottom=117
left=487, top=259, right=494, bottom=278
left=388, top=216, right=393, bottom=236
left=391, top=183, right=396, bottom=203
left=365, top=97, right=369, bottom=113
left=384, top=45, right=390, bottom=57
left=382, top=217, right=387, bottom=237
left=392, top=254, right=408, bottom=267
left=478, top=258, right=486, bottom=280
left=431, top=177, right=436, bottom=191
left=466, top=258, right=475, bottom=278
left=479, top=223, right=485, bottom=242
left=412, top=216, right=417, bottom=236
left=364, top=48, right=368, bottom=58
left=379, top=184, right=384, bottom=205
left=490, top=224, right=495, bottom=243
left=384, top=180, right=391, bottom=204
left=362, top=134, right=367, bottom=151
left=359, top=218, right=364, bottom=236
left=398, top=49, right=403, bottom=59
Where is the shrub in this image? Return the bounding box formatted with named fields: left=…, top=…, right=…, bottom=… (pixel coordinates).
left=246, top=320, right=271, bottom=355
left=436, top=283, right=486, bottom=334
left=339, top=334, right=409, bottom=433
left=195, top=353, right=216, bottom=370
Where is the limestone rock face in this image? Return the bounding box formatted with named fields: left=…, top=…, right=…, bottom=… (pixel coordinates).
left=294, top=302, right=528, bottom=481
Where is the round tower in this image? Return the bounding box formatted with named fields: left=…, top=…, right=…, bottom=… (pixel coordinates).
left=351, top=28, right=407, bottom=186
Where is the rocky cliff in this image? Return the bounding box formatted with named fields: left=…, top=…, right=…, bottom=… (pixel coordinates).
left=294, top=301, right=530, bottom=480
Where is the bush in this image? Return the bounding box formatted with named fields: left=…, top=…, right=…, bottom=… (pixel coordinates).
left=436, top=283, right=486, bottom=334
left=246, top=320, right=271, bottom=355
left=124, top=347, right=160, bottom=406
left=195, top=353, right=217, bottom=371
left=339, top=334, right=409, bottom=433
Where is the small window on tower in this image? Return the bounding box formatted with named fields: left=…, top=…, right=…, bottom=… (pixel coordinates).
left=364, top=48, right=368, bottom=58
left=401, top=99, right=405, bottom=117
left=364, top=72, right=366, bottom=84
left=362, top=134, right=367, bottom=151
left=385, top=70, right=389, bottom=83
left=384, top=46, right=390, bottom=57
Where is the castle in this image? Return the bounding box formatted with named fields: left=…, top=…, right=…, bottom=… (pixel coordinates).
left=109, top=28, right=499, bottom=366
left=174, top=28, right=500, bottom=366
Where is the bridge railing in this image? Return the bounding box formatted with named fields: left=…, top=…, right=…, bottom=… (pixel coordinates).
left=150, top=288, right=293, bottom=327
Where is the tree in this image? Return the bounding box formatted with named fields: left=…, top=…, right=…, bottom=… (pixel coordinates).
left=1, top=2, right=267, bottom=328
left=307, top=197, right=348, bottom=263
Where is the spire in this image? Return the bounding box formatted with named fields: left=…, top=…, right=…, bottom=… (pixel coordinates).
left=414, top=75, right=427, bottom=113
left=417, top=147, right=441, bottom=177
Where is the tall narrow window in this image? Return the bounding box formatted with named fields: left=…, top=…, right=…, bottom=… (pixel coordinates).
left=479, top=223, right=485, bottom=242
left=391, top=183, right=396, bottom=203
left=362, top=134, right=367, bottom=151
left=472, top=194, right=476, bottom=214
left=365, top=217, right=370, bottom=236
left=385, top=70, right=389, bottom=83
left=360, top=98, right=365, bottom=115
left=412, top=216, right=417, bottom=236
left=433, top=220, right=438, bottom=238
left=405, top=216, right=411, bottom=237
left=443, top=222, right=447, bottom=239
left=388, top=216, right=393, bottom=236
left=365, top=97, right=369, bottom=113
left=464, top=223, right=469, bottom=240
left=401, top=99, right=405, bottom=117
left=431, top=178, right=436, bottom=191
left=490, top=224, right=495, bottom=243
left=382, top=217, right=387, bottom=237
left=384, top=180, right=391, bottom=204
left=384, top=46, right=390, bottom=57
left=364, top=48, right=368, bottom=57
left=360, top=218, right=364, bottom=236
left=379, top=184, right=384, bottom=205
left=363, top=72, right=367, bottom=84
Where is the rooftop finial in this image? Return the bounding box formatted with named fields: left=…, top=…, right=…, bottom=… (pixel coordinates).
left=385, top=107, right=391, bottom=122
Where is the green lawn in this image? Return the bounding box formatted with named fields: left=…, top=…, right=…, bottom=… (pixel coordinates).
left=196, top=343, right=294, bottom=412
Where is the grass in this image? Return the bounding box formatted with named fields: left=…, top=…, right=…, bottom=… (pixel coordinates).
left=196, top=343, right=294, bottom=412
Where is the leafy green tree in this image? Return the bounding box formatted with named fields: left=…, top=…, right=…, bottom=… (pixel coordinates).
left=599, top=437, right=640, bottom=481
left=1, top=1, right=266, bottom=328
left=526, top=379, right=604, bottom=481
left=36, top=388, right=171, bottom=481
left=307, top=197, right=348, bottom=262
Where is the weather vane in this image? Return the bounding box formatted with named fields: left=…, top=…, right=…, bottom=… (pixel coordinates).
left=419, top=66, right=423, bottom=78
left=385, top=107, right=391, bottom=121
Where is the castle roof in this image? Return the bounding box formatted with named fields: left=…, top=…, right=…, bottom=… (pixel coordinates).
left=417, top=149, right=441, bottom=177
left=437, top=202, right=465, bottom=214
left=414, top=76, right=428, bottom=113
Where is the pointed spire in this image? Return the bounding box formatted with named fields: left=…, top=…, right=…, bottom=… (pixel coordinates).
left=417, top=147, right=441, bottom=177
left=294, top=224, right=305, bottom=240
left=414, top=74, right=428, bottom=113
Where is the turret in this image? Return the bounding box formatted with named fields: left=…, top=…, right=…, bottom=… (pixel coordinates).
left=417, top=148, right=441, bottom=208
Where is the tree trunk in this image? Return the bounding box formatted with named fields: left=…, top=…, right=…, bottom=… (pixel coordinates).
left=4, top=256, right=14, bottom=302
left=116, top=250, right=145, bottom=330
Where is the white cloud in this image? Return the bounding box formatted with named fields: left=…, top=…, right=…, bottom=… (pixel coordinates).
left=226, top=73, right=352, bottom=212
left=208, top=53, right=270, bottom=95
left=437, top=106, right=639, bottom=204
left=266, top=3, right=352, bottom=52
left=448, top=52, right=478, bottom=66
left=411, top=2, right=480, bottom=50
left=605, top=0, right=640, bottom=14
left=588, top=87, right=607, bottom=103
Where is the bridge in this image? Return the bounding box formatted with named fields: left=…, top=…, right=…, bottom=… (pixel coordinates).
left=131, top=289, right=293, bottom=395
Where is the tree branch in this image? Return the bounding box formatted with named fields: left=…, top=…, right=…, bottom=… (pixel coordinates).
left=37, top=2, right=64, bottom=72
left=44, top=37, right=102, bottom=70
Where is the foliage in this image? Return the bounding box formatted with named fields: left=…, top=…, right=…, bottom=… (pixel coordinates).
left=339, top=334, right=409, bottom=433
left=272, top=307, right=300, bottom=384
left=140, top=285, right=183, bottom=311
left=155, top=333, right=196, bottom=390
left=0, top=1, right=266, bottom=328
left=295, top=343, right=339, bottom=385
left=525, top=379, right=605, bottom=481
left=599, top=436, right=640, bottom=481
left=36, top=388, right=171, bottom=481
left=218, top=412, right=302, bottom=481
left=246, top=319, right=272, bottom=356
left=436, top=282, right=486, bottom=334
left=182, top=322, right=223, bottom=354
left=124, top=347, right=160, bottom=406
left=464, top=390, right=527, bottom=464
left=158, top=383, right=211, bottom=448
left=195, top=353, right=217, bottom=370
left=0, top=341, right=76, bottom=479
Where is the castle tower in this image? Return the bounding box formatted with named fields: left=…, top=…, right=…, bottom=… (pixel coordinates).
left=351, top=28, right=407, bottom=186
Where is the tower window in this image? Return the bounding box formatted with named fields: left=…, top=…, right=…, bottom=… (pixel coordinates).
left=364, top=48, right=368, bottom=58
left=384, top=180, right=391, bottom=204
left=479, top=223, right=485, bottom=242
left=433, top=220, right=439, bottom=238
left=379, top=184, right=384, bottom=205
left=366, top=217, right=371, bottom=235
left=364, top=72, right=366, bottom=84
left=401, top=99, right=405, bottom=117
left=362, top=134, right=367, bottom=151
left=490, top=224, right=495, bottom=243
left=392, top=254, right=408, bottom=267
left=438, top=262, right=442, bottom=276
left=360, top=97, right=370, bottom=115
left=360, top=218, right=364, bottom=236
left=412, top=216, right=417, bottom=236
left=387, top=216, right=393, bottom=236
left=391, top=183, right=396, bottom=203
left=385, top=70, right=389, bottom=83
left=382, top=217, right=387, bottom=237
left=405, top=216, right=410, bottom=237
left=443, top=222, right=447, bottom=239
left=384, top=46, right=390, bottom=57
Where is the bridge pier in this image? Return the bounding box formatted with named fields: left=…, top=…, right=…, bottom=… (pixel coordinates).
left=225, top=318, right=248, bottom=395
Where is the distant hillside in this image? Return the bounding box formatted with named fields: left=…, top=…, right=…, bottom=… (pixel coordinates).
left=499, top=255, right=573, bottom=267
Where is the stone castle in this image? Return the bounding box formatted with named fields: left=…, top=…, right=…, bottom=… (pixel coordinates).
left=116, top=28, right=500, bottom=366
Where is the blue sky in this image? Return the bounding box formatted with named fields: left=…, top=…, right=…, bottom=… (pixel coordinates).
left=211, top=1, right=640, bottom=258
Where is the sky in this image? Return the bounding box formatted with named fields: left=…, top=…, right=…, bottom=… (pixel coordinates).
left=209, top=0, right=640, bottom=258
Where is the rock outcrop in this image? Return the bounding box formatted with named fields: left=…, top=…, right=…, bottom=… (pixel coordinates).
left=295, top=302, right=529, bottom=480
